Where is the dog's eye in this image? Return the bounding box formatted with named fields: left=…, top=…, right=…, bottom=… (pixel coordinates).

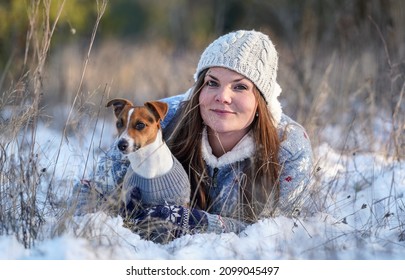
left=116, top=119, right=124, bottom=129
left=134, top=122, right=146, bottom=130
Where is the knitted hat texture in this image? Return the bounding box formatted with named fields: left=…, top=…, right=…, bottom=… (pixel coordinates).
left=194, top=30, right=282, bottom=125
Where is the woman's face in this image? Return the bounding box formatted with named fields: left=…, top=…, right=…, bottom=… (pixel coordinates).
left=199, top=67, right=258, bottom=139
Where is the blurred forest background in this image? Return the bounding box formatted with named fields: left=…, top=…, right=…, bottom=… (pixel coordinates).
left=0, top=0, right=404, bottom=156
left=0, top=0, right=404, bottom=252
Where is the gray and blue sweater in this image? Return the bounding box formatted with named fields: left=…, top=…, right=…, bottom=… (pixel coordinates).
left=71, top=92, right=313, bottom=234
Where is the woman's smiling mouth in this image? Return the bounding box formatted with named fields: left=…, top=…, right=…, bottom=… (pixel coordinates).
left=210, top=108, right=235, bottom=115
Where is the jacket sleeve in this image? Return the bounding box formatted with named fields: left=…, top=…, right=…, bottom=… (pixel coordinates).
left=69, top=141, right=130, bottom=215
left=276, top=121, right=314, bottom=215
left=122, top=203, right=249, bottom=242
left=205, top=212, right=248, bottom=234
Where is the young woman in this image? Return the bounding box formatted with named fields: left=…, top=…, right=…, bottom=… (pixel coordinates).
left=71, top=30, right=313, bottom=242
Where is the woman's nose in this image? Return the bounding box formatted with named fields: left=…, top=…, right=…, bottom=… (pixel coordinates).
left=215, top=86, right=232, bottom=104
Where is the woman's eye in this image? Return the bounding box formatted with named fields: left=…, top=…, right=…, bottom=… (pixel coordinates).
left=134, top=122, right=146, bottom=130
left=116, top=119, right=124, bottom=129
left=206, top=80, right=218, bottom=87
left=235, top=84, right=248, bottom=91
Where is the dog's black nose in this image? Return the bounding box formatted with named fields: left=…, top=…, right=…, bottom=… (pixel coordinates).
left=117, top=139, right=129, bottom=152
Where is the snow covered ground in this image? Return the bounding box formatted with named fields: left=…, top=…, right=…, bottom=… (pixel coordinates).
left=0, top=118, right=404, bottom=260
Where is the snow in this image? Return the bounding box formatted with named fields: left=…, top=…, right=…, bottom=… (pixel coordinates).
left=0, top=119, right=404, bottom=260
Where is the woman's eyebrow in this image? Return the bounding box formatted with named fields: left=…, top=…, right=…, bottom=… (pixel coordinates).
left=206, top=74, right=247, bottom=83
left=232, top=78, right=245, bottom=83
left=206, top=74, right=219, bottom=81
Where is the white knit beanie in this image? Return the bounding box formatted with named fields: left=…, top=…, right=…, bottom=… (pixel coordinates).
left=194, top=30, right=282, bottom=126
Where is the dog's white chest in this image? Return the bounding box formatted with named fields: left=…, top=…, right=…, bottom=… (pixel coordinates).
left=127, top=131, right=174, bottom=178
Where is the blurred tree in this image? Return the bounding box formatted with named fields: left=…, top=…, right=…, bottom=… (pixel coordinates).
left=100, top=0, right=146, bottom=39
left=1, top=0, right=402, bottom=94
left=0, top=0, right=96, bottom=91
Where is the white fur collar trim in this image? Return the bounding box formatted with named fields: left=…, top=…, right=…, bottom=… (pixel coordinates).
left=201, top=127, right=255, bottom=168
left=269, top=82, right=283, bottom=127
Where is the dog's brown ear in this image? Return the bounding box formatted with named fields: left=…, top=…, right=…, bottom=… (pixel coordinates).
left=106, top=98, right=133, bottom=118
left=144, top=101, right=168, bottom=121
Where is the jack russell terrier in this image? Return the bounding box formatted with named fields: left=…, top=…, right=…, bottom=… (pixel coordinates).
left=106, top=98, right=190, bottom=216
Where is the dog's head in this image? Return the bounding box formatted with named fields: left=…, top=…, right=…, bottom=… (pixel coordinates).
left=106, top=98, right=168, bottom=154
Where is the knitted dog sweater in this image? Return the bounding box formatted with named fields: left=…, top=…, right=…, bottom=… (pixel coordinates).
left=122, top=155, right=190, bottom=207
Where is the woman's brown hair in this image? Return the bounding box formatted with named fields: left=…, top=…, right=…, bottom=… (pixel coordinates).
left=165, top=68, right=280, bottom=222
